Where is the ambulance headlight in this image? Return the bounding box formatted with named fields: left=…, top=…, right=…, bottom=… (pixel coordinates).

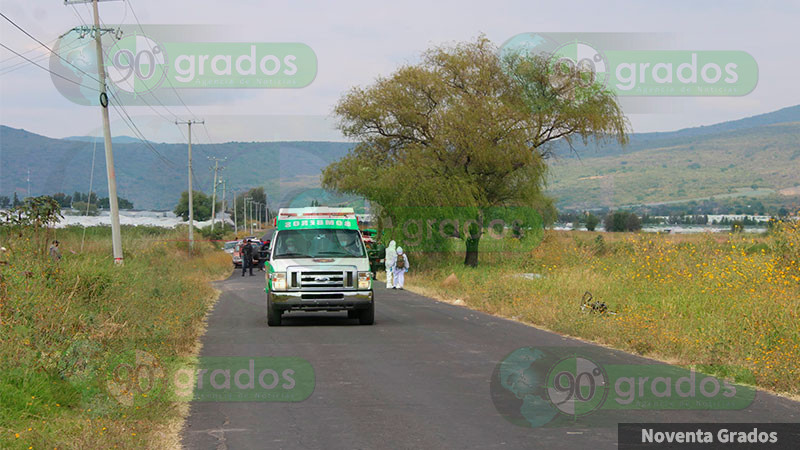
left=358, top=271, right=372, bottom=290
left=270, top=272, right=287, bottom=291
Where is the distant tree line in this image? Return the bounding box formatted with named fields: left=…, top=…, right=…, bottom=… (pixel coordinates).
left=603, top=211, right=642, bottom=232
left=174, top=190, right=220, bottom=222
left=558, top=194, right=798, bottom=230
left=56, top=192, right=134, bottom=210
left=558, top=211, right=640, bottom=232
left=637, top=196, right=794, bottom=217
left=0, top=193, right=21, bottom=208
left=1, top=192, right=131, bottom=210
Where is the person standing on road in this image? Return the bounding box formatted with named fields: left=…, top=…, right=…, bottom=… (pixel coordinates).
left=241, top=240, right=254, bottom=276
left=385, top=240, right=397, bottom=288
left=392, top=246, right=409, bottom=290
left=49, top=240, right=61, bottom=262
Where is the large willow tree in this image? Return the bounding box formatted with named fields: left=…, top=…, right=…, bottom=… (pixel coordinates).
left=323, top=37, right=628, bottom=267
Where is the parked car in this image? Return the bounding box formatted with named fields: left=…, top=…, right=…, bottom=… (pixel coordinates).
left=233, top=239, right=262, bottom=268
left=361, top=229, right=385, bottom=274
left=232, top=240, right=243, bottom=268
left=223, top=240, right=238, bottom=254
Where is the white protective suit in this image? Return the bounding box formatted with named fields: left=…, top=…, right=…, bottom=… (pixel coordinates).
left=385, top=240, right=397, bottom=288
left=392, top=247, right=409, bottom=289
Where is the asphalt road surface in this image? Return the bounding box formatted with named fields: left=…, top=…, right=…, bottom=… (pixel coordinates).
left=182, top=271, right=800, bottom=449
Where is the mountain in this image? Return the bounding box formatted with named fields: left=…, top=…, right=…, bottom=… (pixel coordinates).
left=2, top=104, right=799, bottom=210
left=0, top=125, right=354, bottom=210
left=551, top=104, right=800, bottom=159
left=63, top=135, right=155, bottom=145
left=547, top=109, right=800, bottom=208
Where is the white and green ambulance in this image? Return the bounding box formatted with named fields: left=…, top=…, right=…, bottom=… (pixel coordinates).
left=265, top=207, right=374, bottom=326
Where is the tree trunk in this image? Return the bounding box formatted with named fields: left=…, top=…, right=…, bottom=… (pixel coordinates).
left=464, top=235, right=480, bottom=267
left=463, top=210, right=484, bottom=267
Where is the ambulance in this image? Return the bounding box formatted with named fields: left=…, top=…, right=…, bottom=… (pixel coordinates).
left=265, top=207, right=374, bottom=326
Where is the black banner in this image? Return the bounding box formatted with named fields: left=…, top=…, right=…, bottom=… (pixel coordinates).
left=618, top=423, right=800, bottom=449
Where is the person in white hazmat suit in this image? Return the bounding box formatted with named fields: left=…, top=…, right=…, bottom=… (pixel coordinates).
left=385, top=240, right=397, bottom=288
left=392, top=247, right=409, bottom=289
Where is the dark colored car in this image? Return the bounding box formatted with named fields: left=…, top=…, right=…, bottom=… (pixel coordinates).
left=233, top=239, right=262, bottom=268
left=361, top=229, right=385, bottom=273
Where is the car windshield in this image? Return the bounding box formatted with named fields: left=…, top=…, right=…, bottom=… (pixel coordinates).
left=224, top=242, right=237, bottom=250
left=273, top=229, right=365, bottom=259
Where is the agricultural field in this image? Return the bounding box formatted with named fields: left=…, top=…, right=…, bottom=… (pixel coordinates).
left=404, top=220, right=800, bottom=396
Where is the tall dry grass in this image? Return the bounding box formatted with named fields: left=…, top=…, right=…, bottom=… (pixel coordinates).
left=0, top=225, right=231, bottom=449
left=404, top=220, right=800, bottom=395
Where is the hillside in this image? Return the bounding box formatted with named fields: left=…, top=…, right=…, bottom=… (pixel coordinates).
left=0, top=126, right=353, bottom=210
left=550, top=104, right=800, bottom=159
left=548, top=120, right=800, bottom=209
left=2, top=105, right=799, bottom=210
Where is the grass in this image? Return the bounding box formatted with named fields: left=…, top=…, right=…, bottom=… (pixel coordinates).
left=0, top=225, right=232, bottom=449
left=402, top=219, right=800, bottom=396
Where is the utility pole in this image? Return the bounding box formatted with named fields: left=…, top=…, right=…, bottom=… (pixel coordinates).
left=233, top=191, right=237, bottom=234
left=220, top=179, right=226, bottom=229
left=66, top=0, right=124, bottom=265
left=265, top=193, right=269, bottom=224
left=250, top=198, right=253, bottom=234
left=26, top=168, right=30, bottom=197
left=208, top=157, right=225, bottom=230
left=244, top=196, right=252, bottom=235
left=176, top=119, right=204, bottom=252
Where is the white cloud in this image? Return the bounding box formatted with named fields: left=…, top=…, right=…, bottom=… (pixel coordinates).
left=0, top=0, right=798, bottom=141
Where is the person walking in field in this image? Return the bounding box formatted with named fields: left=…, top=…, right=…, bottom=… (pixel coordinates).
left=241, top=240, right=254, bottom=276
left=392, top=246, right=409, bottom=290
left=384, top=240, right=397, bottom=288
left=49, top=240, right=61, bottom=262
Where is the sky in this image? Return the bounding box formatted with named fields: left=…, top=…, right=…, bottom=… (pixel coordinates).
left=1, top=0, right=799, bottom=144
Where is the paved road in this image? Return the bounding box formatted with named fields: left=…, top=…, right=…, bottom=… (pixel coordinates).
left=182, top=272, right=800, bottom=449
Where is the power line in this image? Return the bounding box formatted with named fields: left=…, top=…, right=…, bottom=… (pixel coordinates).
left=127, top=0, right=196, bottom=119
left=107, top=92, right=179, bottom=169
left=80, top=135, right=99, bottom=252
left=0, top=42, right=99, bottom=90
left=0, top=37, right=85, bottom=76
left=0, top=11, right=101, bottom=85
left=0, top=35, right=57, bottom=65
left=87, top=4, right=184, bottom=124
left=60, top=20, right=181, bottom=170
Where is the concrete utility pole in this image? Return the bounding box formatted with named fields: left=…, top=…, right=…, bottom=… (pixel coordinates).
left=265, top=193, right=269, bottom=224
left=66, top=0, right=124, bottom=264
left=176, top=119, right=204, bottom=252
left=220, top=179, right=226, bottom=229
left=244, top=196, right=252, bottom=235
left=209, top=157, right=225, bottom=231
left=233, top=191, right=237, bottom=234
left=250, top=199, right=255, bottom=234
left=243, top=197, right=248, bottom=235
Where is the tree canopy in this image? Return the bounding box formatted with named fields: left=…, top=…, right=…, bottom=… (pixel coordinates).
left=174, top=190, right=219, bottom=222
left=323, top=36, right=628, bottom=266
